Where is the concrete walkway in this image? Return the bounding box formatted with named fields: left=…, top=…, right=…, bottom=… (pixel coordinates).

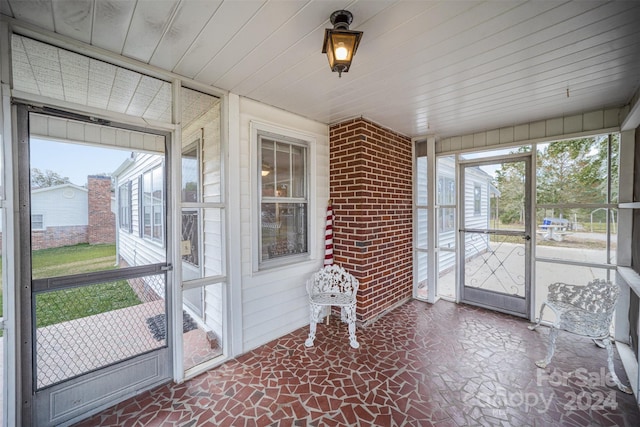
left=430, top=239, right=612, bottom=321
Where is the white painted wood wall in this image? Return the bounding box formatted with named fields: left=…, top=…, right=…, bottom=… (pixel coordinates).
left=436, top=107, right=626, bottom=154
left=237, top=97, right=329, bottom=353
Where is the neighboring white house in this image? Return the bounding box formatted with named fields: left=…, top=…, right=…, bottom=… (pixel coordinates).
left=28, top=177, right=117, bottom=251
left=435, top=157, right=498, bottom=275
left=31, top=183, right=88, bottom=227
left=31, top=184, right=88, bottom=250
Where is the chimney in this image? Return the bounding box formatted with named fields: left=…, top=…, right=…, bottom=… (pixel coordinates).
left=87, top=176, right=116, bottom=245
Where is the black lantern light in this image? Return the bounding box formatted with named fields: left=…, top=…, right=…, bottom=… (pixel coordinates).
left=322, top=10, right=363, bottom=77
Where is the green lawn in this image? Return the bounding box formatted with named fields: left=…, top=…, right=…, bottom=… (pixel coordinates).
left=35, top=279, right=140, bottom=328
left=31, top=243, right=121, bottom=279
left=1, top=244, right=142, bottom=333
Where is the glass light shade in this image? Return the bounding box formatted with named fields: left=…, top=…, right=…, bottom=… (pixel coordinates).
left=335, top=43, right=348, bottom=60
left=322, top=28, right=363, bottom=77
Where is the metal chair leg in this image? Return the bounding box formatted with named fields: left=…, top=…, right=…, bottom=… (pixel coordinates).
left=536, top=327, right=558, bottom=369
left=603, top=338, right=633, bottom=394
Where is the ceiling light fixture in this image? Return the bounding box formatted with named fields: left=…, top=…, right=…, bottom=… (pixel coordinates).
left=322, top=10, right=363, bottom=78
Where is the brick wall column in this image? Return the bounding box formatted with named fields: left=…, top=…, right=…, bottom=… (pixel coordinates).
left=88, top=176, right=116, bottom=245
left=329, top=118, right=413, bottom=324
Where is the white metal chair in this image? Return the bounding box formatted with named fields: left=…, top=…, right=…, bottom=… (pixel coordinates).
left=529, top=279, right=632, bottom=393
left=304, top=264, right=360, bottom=349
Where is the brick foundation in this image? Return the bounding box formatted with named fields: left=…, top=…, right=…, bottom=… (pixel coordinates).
left=329, top=118, right=413, bottom=324
left=31, top=225, right=88, bottom=250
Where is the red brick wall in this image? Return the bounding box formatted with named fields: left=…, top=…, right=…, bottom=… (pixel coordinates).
left=88, top=176, right=116, bottom=245
left=31, top=226, right=88, bottom=250
left=329, top=118, right=413, bottom=323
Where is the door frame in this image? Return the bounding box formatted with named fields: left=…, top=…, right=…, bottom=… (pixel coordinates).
left=16, top=103, right=175, bottom=426
left=457, top=153, right=532, bottom=318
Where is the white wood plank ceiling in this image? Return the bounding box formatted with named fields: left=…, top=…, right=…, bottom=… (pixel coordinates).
left=2, top=0, right=640, bottom=138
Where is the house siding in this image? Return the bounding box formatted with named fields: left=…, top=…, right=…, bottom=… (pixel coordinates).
left=116, top=153, right=166, bottom=298
left=436, top=107, right=625, bottom=154
left=238, top=97, right=329, bottom=353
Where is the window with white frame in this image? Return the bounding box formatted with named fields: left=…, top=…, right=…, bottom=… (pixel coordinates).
left=474, top=185, right=482, bottom=215
left=140, top=165, right=164, bottom=243
left=31, top=213, right=44, bottom=230
left=181, top=139, right=200, bottom=267
left=259, top=132, right=308, bottom=265
left=119, top=181, right=132, bottom=232
left=438, top=176, right=455, bottom=233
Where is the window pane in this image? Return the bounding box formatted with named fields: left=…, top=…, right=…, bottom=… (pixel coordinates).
left=182, top=209, right=199, bottom=268
left=416, top=208, right=428, bottom=249
left=183, top=281, right=224, bottom=370
left=437, top=250, right=456, bottom=299
left=534, top=264, right=610, bottom=323
left=416, top=251, right=428, bottom=300
left=181, top=208, right=224, bottom=282
left=438, top=207, right=455, bottom=239
left=181, top=88, right=222, bottom=203
left=182, top=208, right=223, bottom=281
left=276, top=143, right=291, bottom=197
left=416, top=156, right=427, bottom=206
left=119, top=183, right=131, bottom=231
left=152, top=167, right=163, bottom=242
left=536, top=137, right=609, bottom=205
left=261, top=139, right=275, bottom=197
left=259, top=133, right=308, bottom=267
left=29, top=135, right=168, bottom=275
left=291, top=145, right=305, bottom=198
left=473, top=185, right=482, bottom=215
left=261, top=202, right=307, bottom=261
left=182, top=143, right=199, bottom=203
left=535, top=208, right=612, bottom=264
left=436, top=156, right=455, bottom=205
left=143, top=172, right=152, bottom=238
left=32, top=213, right=44, bottom=230
left=203, top=208, right=224, bottom=277
left=610, top=134, right=619, bottom=203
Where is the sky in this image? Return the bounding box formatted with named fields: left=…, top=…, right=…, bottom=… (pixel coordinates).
left=30, top=138, right=133, bottom=187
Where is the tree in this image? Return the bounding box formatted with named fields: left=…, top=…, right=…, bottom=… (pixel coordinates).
left=536, top=138, right=605, bottom=205
left=494, top=135, right=617, bottom=226
left=30, top=168, right=70, bottom=188
left=494, top=160, right=526, bottom=224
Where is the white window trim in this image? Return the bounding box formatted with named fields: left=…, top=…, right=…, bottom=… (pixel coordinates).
left=250, top=120, right=316, bottom=273
left=31, top=213, right=45, bottom=230
left=140, top=164, right=165, bottom=245
left=119, top=181, right=132, bottom=232
left=473, top=184, right=482, bottom=216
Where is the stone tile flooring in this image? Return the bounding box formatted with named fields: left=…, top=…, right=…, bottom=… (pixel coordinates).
left=183, top=326, right=222, bottom=371
left=75, top=299, right=640, bottom=426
